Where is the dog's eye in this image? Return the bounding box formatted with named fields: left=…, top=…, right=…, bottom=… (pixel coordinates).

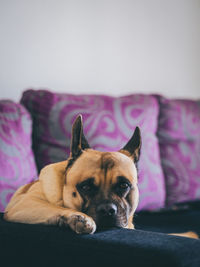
left=80, top=184, right=92, bottom=192
left=77, top=178, right=98, bottom=196
left=119, top=182, right=129, bottom=190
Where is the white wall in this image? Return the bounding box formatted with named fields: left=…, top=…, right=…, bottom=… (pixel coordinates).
left=0, top=0, right=200, bottom=101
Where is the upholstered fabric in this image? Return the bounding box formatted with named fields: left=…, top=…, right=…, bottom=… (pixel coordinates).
left=1, top=209, right=200, bottom=267
left=157, top=96, right=200, bottom=206
left=21, top=89, right=165, bottom=211
left=0, top=100, right=38, bottom=211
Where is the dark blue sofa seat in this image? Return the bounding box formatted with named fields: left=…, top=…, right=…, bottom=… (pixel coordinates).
left=1, top=204, right=200, bottom=267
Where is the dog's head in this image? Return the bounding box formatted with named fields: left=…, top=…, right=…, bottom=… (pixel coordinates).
left=62, top=115, right=141, bottom=230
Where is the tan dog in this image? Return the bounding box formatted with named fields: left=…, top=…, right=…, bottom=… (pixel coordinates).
left=4, top=115, right=140, bottom=234
left=3, top=115, right=198, bottom=238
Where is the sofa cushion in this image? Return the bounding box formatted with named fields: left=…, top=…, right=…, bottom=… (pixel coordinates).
left=1, top=212, right=200, bottom=267
left=157, top=96, right=200, bottom=206
left=0, top=100, right=38, bottom=211
left=21, top=89, right=165, bottom=211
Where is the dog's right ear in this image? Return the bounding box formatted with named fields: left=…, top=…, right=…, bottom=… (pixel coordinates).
left=70, top=114, right=90, bottom=159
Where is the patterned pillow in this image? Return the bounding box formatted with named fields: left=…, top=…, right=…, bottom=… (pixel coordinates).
left=157, top=96, right=200, bottom=206
left=21, top=89, right=165, bottom=211
left=0, top=100, right=38, bottom=211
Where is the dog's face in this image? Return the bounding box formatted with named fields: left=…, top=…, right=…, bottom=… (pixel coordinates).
left=63, top=115, right=141, bottom=230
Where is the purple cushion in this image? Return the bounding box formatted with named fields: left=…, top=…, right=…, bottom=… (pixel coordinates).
left=21, top=89, right=165, bottom=211
left=157, top=96, right=200, bottom=206
left=0, top=100, right=38, bottom=211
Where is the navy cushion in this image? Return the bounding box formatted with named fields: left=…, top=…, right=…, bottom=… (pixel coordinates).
left=1, top=208, right=200, bottom=267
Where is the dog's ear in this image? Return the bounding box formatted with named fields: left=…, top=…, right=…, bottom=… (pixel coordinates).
left=70, top=114, right=90, bottom=159
left=119, top=127, right=141, bottom=163
left=39, top=161, right=67, bottom=206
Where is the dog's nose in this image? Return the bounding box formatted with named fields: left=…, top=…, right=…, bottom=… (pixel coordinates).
left=97, top=203, right=117, bottom=217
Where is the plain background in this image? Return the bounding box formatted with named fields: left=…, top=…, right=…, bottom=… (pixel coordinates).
left=0, top=0, right=200, bottom=101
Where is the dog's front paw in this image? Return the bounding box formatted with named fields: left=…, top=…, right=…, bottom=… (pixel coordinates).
left=67, top=213, right=96, bottom=234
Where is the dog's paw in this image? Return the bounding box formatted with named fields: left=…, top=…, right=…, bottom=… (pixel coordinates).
left=67, top=213, right=96, bottom=234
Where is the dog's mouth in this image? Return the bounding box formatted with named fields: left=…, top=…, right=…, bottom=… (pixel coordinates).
left=96, top=217, right=122, bottom=230
left=84, top=201, right=129, bottom=230
left=95, top=212, right=128, bottom=230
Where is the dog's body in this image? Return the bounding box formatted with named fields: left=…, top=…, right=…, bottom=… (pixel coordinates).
left=4, top=115, right=198, bottom=238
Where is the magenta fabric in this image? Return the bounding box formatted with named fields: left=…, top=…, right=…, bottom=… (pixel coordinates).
left=0, top=100, right=38, bottom=211
left=157, top=96, right=200, bottom=206
left=21, top=89, right=165, bottom=211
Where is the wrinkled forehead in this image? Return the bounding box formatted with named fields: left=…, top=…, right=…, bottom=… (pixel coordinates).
left=67, top=150, right=137, bottom=185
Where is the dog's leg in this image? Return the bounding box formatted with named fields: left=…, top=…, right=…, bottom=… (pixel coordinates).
left=169, top=231, right=199, bottom=239
left=126, top=214, right=135, bottom=229
left=4, top=197, right=96, bottom=234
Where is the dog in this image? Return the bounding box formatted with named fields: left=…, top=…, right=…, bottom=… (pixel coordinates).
left=3, top=115, right=198, bottom=238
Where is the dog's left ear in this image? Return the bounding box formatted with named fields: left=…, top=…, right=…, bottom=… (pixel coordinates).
left=119, top=127, right=142, bottom=163
left=70, top=114, right=90, bottom=159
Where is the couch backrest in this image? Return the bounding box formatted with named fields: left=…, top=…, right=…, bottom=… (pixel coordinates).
left=1, top=89, right=199, bottom=211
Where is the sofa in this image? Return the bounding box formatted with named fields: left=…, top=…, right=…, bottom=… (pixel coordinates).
left=0, top=89, right=200, bottom=267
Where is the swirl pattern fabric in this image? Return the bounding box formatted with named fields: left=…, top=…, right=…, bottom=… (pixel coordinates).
left=21, top=89, right=165, bottom=211
left=0, top=101, right=38, bottom=211
left=157, top=96, right=200, bottom=206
